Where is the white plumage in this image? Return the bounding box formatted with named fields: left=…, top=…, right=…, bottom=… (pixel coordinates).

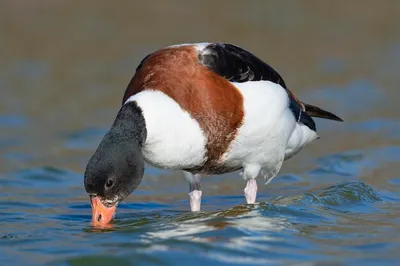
left=125, top=90, right=207, bottom=170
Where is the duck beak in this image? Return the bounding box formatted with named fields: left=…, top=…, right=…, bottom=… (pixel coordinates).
left=90, top=196, right=117, bottom=226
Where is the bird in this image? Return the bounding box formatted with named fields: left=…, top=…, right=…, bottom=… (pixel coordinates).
left=84, top=42, right=343, bottom=226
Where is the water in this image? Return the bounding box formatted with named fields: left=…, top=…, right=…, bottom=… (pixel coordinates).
left=1, top=1, right=400, bottom=265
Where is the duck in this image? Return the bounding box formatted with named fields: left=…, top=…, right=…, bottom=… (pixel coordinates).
left=84, top=42, right=343, bottom=226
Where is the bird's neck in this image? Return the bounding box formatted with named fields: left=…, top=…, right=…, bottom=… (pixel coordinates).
left=85, top=101, right=147, bottom=198
left=108, top=101, right=147, bottom=148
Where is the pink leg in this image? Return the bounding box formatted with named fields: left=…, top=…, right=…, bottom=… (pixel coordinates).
left=244, top=179, right=257, bottom=204
left=189, top=189, right=202, bottom=212
left=183, top=171, right=202, bottom=212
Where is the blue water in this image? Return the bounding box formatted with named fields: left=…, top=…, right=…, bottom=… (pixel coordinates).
left=1, top=144, right=399, bottom=265
left=2, top=63, right=400, bottom=266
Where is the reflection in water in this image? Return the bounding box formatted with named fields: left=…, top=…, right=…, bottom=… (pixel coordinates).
left=147, top=205, right=287, bottom=240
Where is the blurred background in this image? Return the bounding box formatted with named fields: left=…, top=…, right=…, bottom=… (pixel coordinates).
left=0, top=1, right=399, bottom=265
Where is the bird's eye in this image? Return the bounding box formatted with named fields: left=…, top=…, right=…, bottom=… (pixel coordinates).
left=105, top=179, right=114, bottom=189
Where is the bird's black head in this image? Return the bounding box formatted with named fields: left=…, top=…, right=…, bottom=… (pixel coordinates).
left=84, top=101, right=146, bottom=225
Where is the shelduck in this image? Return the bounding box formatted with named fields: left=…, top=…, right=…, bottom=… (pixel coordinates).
left=84, top=43, right=343, bottom=225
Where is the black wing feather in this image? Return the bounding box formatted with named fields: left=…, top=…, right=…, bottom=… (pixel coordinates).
left=198, top=43, right=316, bottom=131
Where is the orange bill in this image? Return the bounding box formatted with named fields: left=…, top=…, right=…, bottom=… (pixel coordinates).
left=90, top=196, right=117, bottom=227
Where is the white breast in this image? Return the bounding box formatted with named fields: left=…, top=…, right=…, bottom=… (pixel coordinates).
left=124, top=90, right=207, bottom=170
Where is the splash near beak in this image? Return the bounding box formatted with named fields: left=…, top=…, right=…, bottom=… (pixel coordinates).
left=90, top=196, right=116, bottom=226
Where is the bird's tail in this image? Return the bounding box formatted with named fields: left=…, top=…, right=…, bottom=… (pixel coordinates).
left=302, top=103, right=343, bottom=122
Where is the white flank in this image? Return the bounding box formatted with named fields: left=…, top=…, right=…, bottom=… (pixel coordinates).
left=222, top=80, right=317, bottom=183
left=124, top=90, right=207, bottom=169
left=285, top=122, right=318, bottom=160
